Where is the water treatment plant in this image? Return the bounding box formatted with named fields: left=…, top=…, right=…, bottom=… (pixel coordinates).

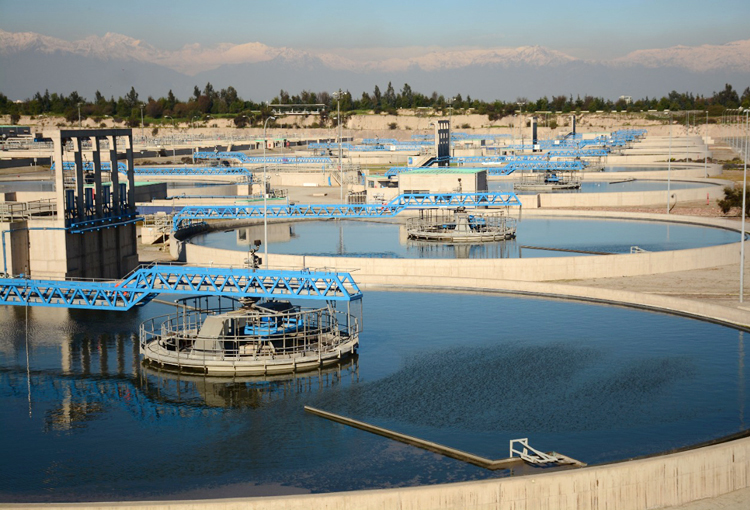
left=1, top=114, right=750, bottom=509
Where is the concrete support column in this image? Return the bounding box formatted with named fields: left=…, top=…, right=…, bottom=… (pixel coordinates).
left=52, top=134, right=66, bottom=222
left=72, top=138, right=85, bottom=221
left=90, top=136, right=103, bottom=217
left=107, top=135, right=121, bottom=216
left=124, top=134, right=135, bottom=212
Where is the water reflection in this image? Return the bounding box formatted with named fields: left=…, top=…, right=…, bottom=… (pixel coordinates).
left=2, top=292, right=750, bottom=502
left=1, top=328, right=359, bottom=434
left=140, top=357, right=359, bottom=409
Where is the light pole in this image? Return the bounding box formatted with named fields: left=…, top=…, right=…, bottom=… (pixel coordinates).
left=332, top=90, right=347, bottom=202
left=139, top=104, right=145, bottom=141
left=191, top=115, right=200, bottom=129
left=164, top=116, right=175, bottom=158
left=263, top=115, right=276, bottom=269
left=667, top=112, right=672, bottom=214
left=77, top=103, right=82, bottom=128
left=741, top=108, right=748, bottom=303
left=705, top=110, right=709, bottom=178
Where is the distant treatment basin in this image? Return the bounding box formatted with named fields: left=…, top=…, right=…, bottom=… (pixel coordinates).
left=188, top=217, right=740, bottom=259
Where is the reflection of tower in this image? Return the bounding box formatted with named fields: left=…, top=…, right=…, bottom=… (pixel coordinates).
left=100, top=335, right=108, bottom=375
left=338, top=222, right=345, bottom=255
left=454, top=244, right=471, bottom=259
left=117, top=334, right=125, bottom=375
left=62, top=335, right=71, bottom=374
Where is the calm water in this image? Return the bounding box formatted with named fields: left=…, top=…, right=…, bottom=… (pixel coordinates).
left=489, top=179, right=711, bottom=195
left=1, top=292, right=748, bottom=502
left=190, top=218, right=739, bottom=259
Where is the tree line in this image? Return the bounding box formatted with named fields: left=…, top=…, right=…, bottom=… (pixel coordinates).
left=1, top=82, right=748, bottom=127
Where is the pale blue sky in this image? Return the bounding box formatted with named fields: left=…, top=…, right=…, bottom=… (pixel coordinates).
left=2, top=0, right=749, bottom=59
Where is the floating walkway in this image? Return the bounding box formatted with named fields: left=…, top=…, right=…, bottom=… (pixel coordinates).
left=305, top=406, right=585, bottom=470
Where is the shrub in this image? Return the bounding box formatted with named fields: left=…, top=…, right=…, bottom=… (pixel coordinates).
left=718, top=186, right=750, bottom=216
left=388, top=122, right=398, bottom=130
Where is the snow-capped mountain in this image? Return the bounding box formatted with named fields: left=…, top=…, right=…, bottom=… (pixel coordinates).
left=611, top=39, right=750, bottom=73
left=1, top=29, right=748, bottom=101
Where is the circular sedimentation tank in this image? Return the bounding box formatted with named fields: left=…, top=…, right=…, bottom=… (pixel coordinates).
left=1, top=291, right=748, bottom=502
left=190, top=216, right=739, bottom=259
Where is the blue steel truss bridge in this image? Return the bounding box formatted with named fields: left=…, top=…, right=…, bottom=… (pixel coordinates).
left=0, top=264, right=363, bottom=311
left=170, top=191, right=523, bottom=231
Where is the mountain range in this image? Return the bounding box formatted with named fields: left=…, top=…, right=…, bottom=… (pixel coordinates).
left=1, top=29, right=748, bottom=102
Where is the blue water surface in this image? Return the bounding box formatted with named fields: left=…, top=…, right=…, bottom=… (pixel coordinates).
left=0, top=291, right=748, bottom=502
left=190, top=218, right=739, bottom=259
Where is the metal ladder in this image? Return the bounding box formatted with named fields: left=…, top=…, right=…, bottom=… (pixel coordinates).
left=509, top=438, right=561, bottom=465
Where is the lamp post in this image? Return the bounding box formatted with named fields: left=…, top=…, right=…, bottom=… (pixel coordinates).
left=191, top=115, right=200, bottom=129
left=741, top=108, right=748, bottom=303
left=77, top=103, right=82, bottom=128
left=139, top=104, right=145, bottom=141
left=164, top=116, right=175, bottom=158
left=332, top=90, right=347, bottom=202
left=263, top=115, right=276, bottom=269
left=667, top=112, right=672, bottom=214
left=705, top=110, right=709, bottom=178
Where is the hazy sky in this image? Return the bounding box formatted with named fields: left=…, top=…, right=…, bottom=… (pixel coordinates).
left=2, top=0, right=749, bottom=59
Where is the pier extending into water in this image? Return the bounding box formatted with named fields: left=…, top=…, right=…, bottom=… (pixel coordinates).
left=304, top=406, right=586, bottom=470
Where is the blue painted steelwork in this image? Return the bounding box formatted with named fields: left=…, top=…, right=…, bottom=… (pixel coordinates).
left=410, top=133, right=511, bottom=141
left=172, top=192, right=522, bottom=231
left=54, top=161, right=127, bottom=172
left=452, top=155, right=549, bottom=164
left=309, top=142, right=354, bottom=150
left=385, top=159, right=585, bottom=177
left=193, top=151, right=331, bottom=165
left=0, top=265, right=362, bottom=310
left=362, top=138, right=398, bottom=144
left=310, top=142, right=424, bottom=152
left=54, top=161, right=251, bottom=177
left=547, top=149, right=609, bottom=158
left=134, top=167, right=253, bottom=176
left=501, top=160, right=585, bottom=172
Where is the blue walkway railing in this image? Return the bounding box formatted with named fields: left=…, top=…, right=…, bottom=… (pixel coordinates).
left=54, top=162, right=252, bottom=177
left=384, top=160, right=585, bottom=177
left=0, top=265, right=362, bottom=310
left=193, top=152, right=332, bottom=165
left=172, top=192, right=522, bottom=231
left=134, top=167, right=253, bottom=176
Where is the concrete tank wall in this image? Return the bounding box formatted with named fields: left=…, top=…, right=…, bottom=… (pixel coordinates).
left=183, top=210, right=742, bottom=283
